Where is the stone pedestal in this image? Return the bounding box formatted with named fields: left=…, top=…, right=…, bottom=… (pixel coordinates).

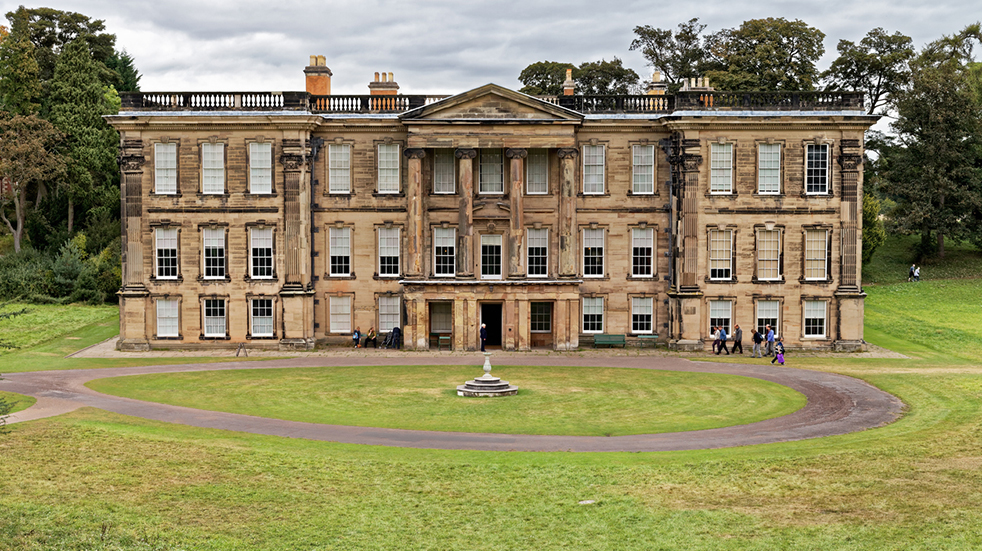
left=457, top=353, right=518, bottom=397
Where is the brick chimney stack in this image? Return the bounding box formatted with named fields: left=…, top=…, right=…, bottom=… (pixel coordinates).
left=305, top=55, right=332, bottom=95
left=646, top=71, right=668, bottom=95
left=562, top=68, right=575, bottom=96
left=369, top=71, right=399, bottom=95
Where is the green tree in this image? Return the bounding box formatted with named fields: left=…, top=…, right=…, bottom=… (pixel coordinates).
left=11, top=6, right=116, bottom=84
left=573, top=58, right=640, bottom=95
left=104, top=48, right=140, bottom=91
left=862, top=191, right=886, bottom=264
left=822, top=28, right=915, bottom=115
left=48, top=39, right=120, bottom=234
left=630, top=18, right=709, bottom=93
left=518, top=61, right=575, bottom=95
left=0, top=7, right=41, bottom=115
left=705, top=18, right=825, bottom=91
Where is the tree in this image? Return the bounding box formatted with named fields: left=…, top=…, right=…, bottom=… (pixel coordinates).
left=0, top=114, right=65, bottom=252
left=11, top=7, right=116, bottom=83
left=573, top=58, right=640, bottom=95
left=0, top=7, right=41, bottom=115
left=862, top=191, right=886, bottom=264
left=705, top=18, right=825, bottom=91
left=518, top=61, right=575, bottom=95
left=822, top=28, right=915, bottom=115
left=630, top=18, right=709, bottom=92
left=48, top=39, right=119, bottom=233
left=104, top=49, right=140, bottom=92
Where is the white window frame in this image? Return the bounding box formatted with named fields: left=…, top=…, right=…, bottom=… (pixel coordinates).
left=758, top=143, right=781, bottom=194
left=710, top=142, right=733, bottom=194
left=632, top=296, right=654, bottom=334
left=154, top=142, right=177, bottom=195
left=250, top=298, right=274, bottom=337
left=377, top=143, right=400, bottom=194
left=330, top=295, right=352, bottom=333
left=433, top=227, right=456, bottom=277
left=709, top=299, right=732, bottom=335
left=378, top=296, right=401, bottom=332
left=632, top=144, right=655, bottom=195
left=378, top=227, right=400, bottom=277
left=249, top=142, right=272, bottom=194
left=479, top=149, right=503, bottom=194
left=803, top=300, right=827, bottom=338
left=582, top=296, right=604, bottom=333
left=526, top=149, right=548, bottom=195
left=329, top=143, right=351, bottom=194
left=329, top=226, right=351, bottom=277
left=709, top=229, right=733, bottom=280
left=756, top=300, right=780, bottom=337
left=202, top=228, right=226, bottom=280
left=433, top=148, right=455, bottom=194
left=203, top=298, right=226, bottom=338
left=531, top=302, right=552, bottom=333
left=527, top=228, right=548, bottom=278
left=756, top=229, right=781, bottom=281
left=156, top=299, right=179, bottom=338
left=806, top=143, right=830, bottom=195
left=201, top=142, right=225, bottom=194
left=582, top=228, right=604, bottom=278
left=632, top=227, right=654, bottom=278
left=582, top=145, right=605, bottom=195
left=250, top=227, right=274, bottom=279
left=155, top=227, right=179, bottom=280
left=481, top=234, right=502, bottom=280
left=804, top=229, right=828, bottom=280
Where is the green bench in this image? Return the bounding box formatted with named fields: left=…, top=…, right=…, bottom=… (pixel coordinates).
left=593, top=334, right=626, bottom=348
left=437, top=335, right=451, bottom=351
left=636, top=334, right=659, bottom=348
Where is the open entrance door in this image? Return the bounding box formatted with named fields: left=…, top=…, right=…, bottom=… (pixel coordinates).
left=480, top=303, right=503, bottom=348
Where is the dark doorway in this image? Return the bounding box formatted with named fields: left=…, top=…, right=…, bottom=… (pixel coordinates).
left=481, top=303, right=503, bottom=348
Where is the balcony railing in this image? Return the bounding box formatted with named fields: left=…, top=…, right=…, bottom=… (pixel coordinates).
left=119, top=91, right=864, bottom=114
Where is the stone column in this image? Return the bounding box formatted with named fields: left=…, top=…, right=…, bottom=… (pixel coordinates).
left=279, top=139, right=315, bottom=350
left=835, top=138, right=865, bottom=351
left=404, top=148, right=426, bottom=278
left=505, top=148, right=526, bottom=278
left=117, top=138, right=150, bottom=351
left=557, top=148, right=579, bottom=277
left=455, top=148, right=477, bottom=277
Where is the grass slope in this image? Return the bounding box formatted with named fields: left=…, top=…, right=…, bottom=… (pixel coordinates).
left=87, top=366, right=806, bottom=436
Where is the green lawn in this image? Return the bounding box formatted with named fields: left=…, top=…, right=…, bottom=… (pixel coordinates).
left=87, top=366, right=806, bottom=436
left=0, top=391, right=35, bottom=414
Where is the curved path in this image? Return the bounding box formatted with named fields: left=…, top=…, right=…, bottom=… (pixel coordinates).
left=1, top=355, right=904, bottom=452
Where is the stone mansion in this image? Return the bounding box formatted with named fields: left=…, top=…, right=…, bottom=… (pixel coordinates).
left=107, top=57, right=876, bottom=351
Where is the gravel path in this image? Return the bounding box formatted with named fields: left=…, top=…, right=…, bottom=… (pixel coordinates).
left=0, top=354, right=904, bottom=452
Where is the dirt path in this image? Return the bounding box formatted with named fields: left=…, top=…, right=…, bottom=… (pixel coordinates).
left=0, top=354, right=904, bottom=452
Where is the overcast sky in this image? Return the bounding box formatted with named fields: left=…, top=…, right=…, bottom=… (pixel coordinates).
left=0, top=0, right=974, bottom=95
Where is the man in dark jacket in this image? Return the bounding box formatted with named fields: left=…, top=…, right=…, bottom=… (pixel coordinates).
left=731, top=325, right=743, bottom=354
left=752, top=329, right=764, bottom=358
left=480, top=323, right=487, bottom=352
left=716, top=326, right=729, bottom=355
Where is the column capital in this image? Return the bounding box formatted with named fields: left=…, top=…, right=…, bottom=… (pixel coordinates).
left=557, top=148, right=579, bottom=159
left=455, top=148, right=477, bottom=160
left=505, top=148, right=527, bottom=159
left=280, top=153, right=307, bottom=171
left=404, top=148, right=426, bottom=159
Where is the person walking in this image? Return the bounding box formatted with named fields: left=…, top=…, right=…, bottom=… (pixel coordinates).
left=711, top=326, right=721, bottom=354
left=751, top=329, right=763, bottom=358
left=765, top=325, right=775, bottom=357
left=732, top=324, right=743, bottom=354
left=716, top=326, right=730, bottom=355
left=479, top=323, right=487, bottom=352
left=914, top=266, right=920, bottom=281
left=908, top=263, right=915, bottom=282
left=771, top=337, right=785, bottom=365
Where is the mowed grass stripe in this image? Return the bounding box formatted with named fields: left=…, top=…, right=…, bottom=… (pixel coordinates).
left=86, top=365, right=806, bottom=436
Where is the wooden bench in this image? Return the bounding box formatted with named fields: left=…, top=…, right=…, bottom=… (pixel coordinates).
left=437, top=335, right=451, bottom=351
left=593, top=334, right=626, bottom=348
left=636, top=334, right=659, bottom=348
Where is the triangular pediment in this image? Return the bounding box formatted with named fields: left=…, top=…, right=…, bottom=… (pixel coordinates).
left=401, top=84, right=582, bottom=122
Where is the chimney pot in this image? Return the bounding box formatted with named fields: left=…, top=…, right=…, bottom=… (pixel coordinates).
left=309, top=55, right=317, bottom=66
left=375, top=72, right=380, bottom=82
left=317, top=55, right=325, bottom=67
left=388, top=72, right=394, bottom=82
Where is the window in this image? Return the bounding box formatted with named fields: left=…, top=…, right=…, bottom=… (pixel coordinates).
left=251, top=298, right=274, bottom=337
left=632, top=297, right=653, bottom=334
left=583, top=297, right=604, bottom=333
left=329, top=144, right=351, bottom=194
left=758, top=143, right=781, bottom=194
left=480, top=149, right=503, bottom=193
left=378, top=296, right=400, bottom=331
left=806, top=144, right=829, bottom=194
left=202, top=228, right=225, bottom=279
left=329, top=227, right=350, bottom=276
left=709, top=300, right=732, bottom=335
left=155, top=228, right=179, bottom=279
left=757, top=229, right=781, bottom=280
left=756, top=300, right=779, bottom=336
left=203, top=299, right=226, bottom=338
left=632, top=227, right=654, bottom=277
left=433, top=227, right=455, bottom=276
left=330, top=295, right=351, bottom=333
left=201, top=142, right=224, bottom=194
left=249, top=142, right=272, bottom=194
left=531, top=302, right=552, bottom=333
left=804, top=300, right=826, bottom=337
left=710, top=143, right=732, bottom=193
left=431, top=303, right=452, bottom=333
left=251, top=227, right=273, bottom=279
left=154, top=143, right=177, bottom=194
left=527, top=149, right=548, bottom=194
left=583, top=228, right=604, bottom=277
left=377, top=144, right=400, bottom=193
left=709, top=229, right=732, bottom=280
left=378, top=227, right=400, bottom=276
left=527, top=228, right=548, bottom=277
left=632, top=145, right=654, bottom=194
left=433, top=149, right=455, bottom=194
left=481, top=234, right=502, bottom=279
left=583, top=145, right=605, bottom=194
left=156, top=299, right=179, bottom=337
left=804, top=229, right=828, bottom=280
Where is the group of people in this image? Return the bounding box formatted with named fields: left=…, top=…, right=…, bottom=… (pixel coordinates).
left=711, top=324, right=785, bottom=365
left=351, top=326, right=402, bottom=349
left=908, top=264, right=921, bottom=282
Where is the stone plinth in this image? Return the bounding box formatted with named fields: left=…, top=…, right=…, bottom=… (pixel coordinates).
left=457, top=353, right=518, bottom=397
